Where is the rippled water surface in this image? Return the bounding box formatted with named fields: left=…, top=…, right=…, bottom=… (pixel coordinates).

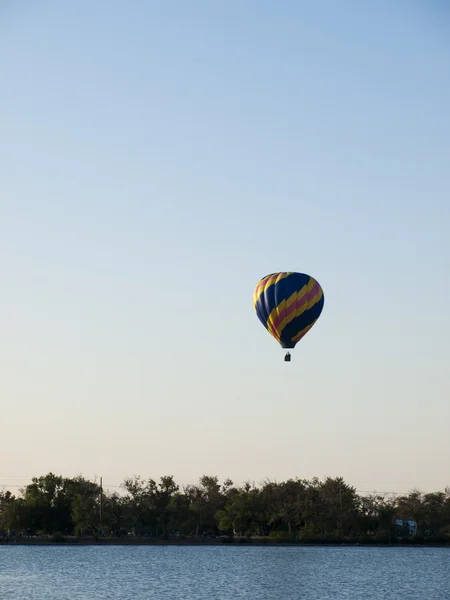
left=1, top=545, right=449, bottom=599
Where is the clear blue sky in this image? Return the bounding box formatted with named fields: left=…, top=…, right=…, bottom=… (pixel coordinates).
left=1, top=1, right=449, bottom=495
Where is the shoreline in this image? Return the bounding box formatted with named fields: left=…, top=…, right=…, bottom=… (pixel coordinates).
left=2, top=537, right=449, bottom=548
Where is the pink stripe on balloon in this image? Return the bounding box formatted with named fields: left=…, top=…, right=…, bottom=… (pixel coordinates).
left=272, top=281, right=320, bottom=331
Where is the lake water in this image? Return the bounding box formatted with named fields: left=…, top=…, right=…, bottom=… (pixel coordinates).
left=0, top=545, right=449, bottom=599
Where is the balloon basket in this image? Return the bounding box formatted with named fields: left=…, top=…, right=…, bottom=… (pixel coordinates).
left=284, top=352, right=291, bottom=362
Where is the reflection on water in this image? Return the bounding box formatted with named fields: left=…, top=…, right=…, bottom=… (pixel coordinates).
left=0, top=546, right=449, bottom=599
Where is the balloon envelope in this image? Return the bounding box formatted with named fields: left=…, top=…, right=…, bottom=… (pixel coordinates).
left=253, top=272, right=324, bottom=349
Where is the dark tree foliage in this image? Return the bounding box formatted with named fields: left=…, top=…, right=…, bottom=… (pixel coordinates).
left=1, top=474, right=449, bottom=543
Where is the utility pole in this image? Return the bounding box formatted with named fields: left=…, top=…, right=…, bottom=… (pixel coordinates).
left=99, top=477, right=103, bottom=535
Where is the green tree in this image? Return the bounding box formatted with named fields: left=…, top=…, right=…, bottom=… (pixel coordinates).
left=20, top=473, right=72, bottom=534
left=122, top=476, right=157, bottom=535
left=216, top=483, right=264, bottom=536
left=68, top=476, right=102, bottom=536
left=150, top=476, right=179, bottom=536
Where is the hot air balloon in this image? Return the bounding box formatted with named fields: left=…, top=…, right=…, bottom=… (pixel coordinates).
left=253, top=272, right=324, bottom=361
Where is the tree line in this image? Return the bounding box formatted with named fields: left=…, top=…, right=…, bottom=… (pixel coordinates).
left=1, top=473, right=449, bottom=543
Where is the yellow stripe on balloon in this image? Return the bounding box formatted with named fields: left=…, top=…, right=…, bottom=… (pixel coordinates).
left=252, top=273, right=278, bottom=306
left=290, top=320, right=317, bottom=344
left=266, top=278, right=315, bottom=339
left=263, top=273, right=295, bottom=338
left=266, top=288, right=299, bottom=340
left=276, top=279, right=318, bottom=336
left=252, top=272, right=292, bottom=307
left=277, top=279, right=316, bottom=336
